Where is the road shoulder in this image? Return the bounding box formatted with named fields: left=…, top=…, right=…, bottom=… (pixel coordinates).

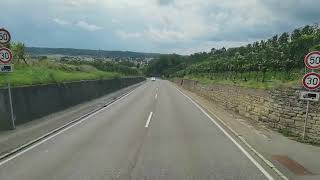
left=0, top=82, right=144, bottom=157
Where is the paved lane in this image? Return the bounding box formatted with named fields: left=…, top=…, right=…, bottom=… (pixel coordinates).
left=130, top=80, right=268, bottom=180
left=0, top=80, right=273, bottom=180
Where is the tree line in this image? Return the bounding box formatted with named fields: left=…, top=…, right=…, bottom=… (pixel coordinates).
left=26, top=47, right=160, bottom=58
left=64, top=59, right=140, bottom=76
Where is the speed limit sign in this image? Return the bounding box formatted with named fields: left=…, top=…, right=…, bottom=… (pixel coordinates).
left=303, top=72, right=320, bottom=90
left=0, top=48, right=13, bottom=64
left=304, top=51, right=320, bottom=69
left=0, top=28, right=11, bottom=44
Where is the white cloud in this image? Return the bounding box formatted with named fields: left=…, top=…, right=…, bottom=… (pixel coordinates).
left=145, top=27, right=185, bottom=43
left=75, top=20, right=102, bottom=31
left=111, top=18, right=121, bottom=25
left=116, top=30, right=141, bottom=39
left=111, top=18, right=119, bottom=24
left=50, top=0, right=97, bottom=7
left=53, top=18, right=102, bottom=31
left=53, top=18, right=70, bottom=26
left=50, top=0, right=276, bottom=43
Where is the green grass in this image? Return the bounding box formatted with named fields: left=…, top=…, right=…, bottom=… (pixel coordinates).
left=184, top=71, right=302, bottom=90
left=277, top=128, right=320, bottom=146
left=178, top=68, right=309, bottom=90
left=0, top=60, right=121, bottom=87
left=278, top=128, right=298, bottom=137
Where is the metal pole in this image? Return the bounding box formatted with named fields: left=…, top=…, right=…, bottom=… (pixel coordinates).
left=302, top=100, right=310, bottom=140
left=7, top=74, right=15, bottom=130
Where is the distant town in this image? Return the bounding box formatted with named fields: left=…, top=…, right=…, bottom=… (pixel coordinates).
left=26, top=47, right=160, bottom=67
left=34, top=55, right=154, bottom=68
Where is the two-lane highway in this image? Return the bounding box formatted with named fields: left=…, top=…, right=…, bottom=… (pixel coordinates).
left=0, top=80, right=275, bottom=180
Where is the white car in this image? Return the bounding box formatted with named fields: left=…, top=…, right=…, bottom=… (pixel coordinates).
left=151, top=77, right=156, bottom=81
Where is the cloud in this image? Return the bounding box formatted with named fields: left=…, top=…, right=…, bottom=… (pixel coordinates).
left=53, top=18, right=102, bottom=32
left=145, top=27, right=185, bottom=43
left=259, top=0, right=320, bottom=23
left=75, top=20, right=102, bottom=31
left=53, top=18, right=70, bottom=26
left=116, top=30, right=141, bottom=39
left=157, top=0, right=175, bottom=6
left=50, top=0, right=97, bottom=7
left=111, top=18, right=120, bottom=25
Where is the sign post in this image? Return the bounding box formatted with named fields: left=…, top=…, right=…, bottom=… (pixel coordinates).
left=0, top=28, right=15, bottom=130
left=302, top=100, right=309, bottom=140
left=6, top=75, right=14, bottom=129
left=301, top=51, right=320, bottom=140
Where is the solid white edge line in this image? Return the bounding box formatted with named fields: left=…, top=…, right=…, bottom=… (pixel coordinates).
left=145, top=112, right=153, bottom=128
left=174, top=87, right=275, bottom=180
left=0, top=83, right=143, bottom=167
left=173, top=84, right=288, bottom=180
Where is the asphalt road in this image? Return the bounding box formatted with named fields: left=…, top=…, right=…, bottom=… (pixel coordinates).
left=0, top=80, right=275, bottom=180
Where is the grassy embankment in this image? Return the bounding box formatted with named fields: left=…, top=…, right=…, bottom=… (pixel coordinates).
left=0, top=59, right=121, bottom=87
left=183, top=70, right=303, bottom=89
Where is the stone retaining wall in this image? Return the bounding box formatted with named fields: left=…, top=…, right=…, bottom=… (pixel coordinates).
left=174, top=78, right=320, bottom=140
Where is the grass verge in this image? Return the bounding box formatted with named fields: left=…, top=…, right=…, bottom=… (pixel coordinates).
left=183, top=75, right=300, bottom=90
left=0, top=60, right=121, bottom=87
left=278, top=128, right=320, bottom=146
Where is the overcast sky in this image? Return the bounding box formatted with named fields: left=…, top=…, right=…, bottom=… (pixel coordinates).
left=1, top=0, right=320, bottom=54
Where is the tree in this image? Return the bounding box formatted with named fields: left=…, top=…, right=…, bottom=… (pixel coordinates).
left=301, top=25, right=314, bottom=35
left=145, top=54, right=184, bottom=77
left=291, top=28, right=302, bottom=41
left=279, top=32, right=289, bottom=44
left=271, top=35, right=278, bottom=46
left=11, top=42, right=28, bottom=65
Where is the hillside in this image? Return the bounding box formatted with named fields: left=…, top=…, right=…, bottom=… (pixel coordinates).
left=0, top=43, right=143, bottom=87
left=26, top=47, right=160, bottom=58
left=145, top=24, right=320, bottom=89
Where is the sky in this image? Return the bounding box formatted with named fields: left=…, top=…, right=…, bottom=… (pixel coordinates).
left=1, top=0, right=320, bottom=55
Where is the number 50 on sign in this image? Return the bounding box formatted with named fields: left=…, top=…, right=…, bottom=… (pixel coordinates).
left=303, top=72, right=320, bottom=90
left=304, top=51, right=320, bottom=69
left=0, top=28, right=11, bottom=44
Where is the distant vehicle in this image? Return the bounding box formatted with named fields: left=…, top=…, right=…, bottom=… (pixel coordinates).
left=151, top=77, right=156, bottom=81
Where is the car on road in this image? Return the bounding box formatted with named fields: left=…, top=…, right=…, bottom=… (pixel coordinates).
left=151, top=77, right=156, bottom=81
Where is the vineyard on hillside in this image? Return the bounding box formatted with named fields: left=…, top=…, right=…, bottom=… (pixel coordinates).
left=146, top=24, right=320, bottom=88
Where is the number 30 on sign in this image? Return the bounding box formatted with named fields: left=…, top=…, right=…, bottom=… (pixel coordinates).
left=303, top=72, right=320, bottom=90
left=0, top=48, right=13, bottom=64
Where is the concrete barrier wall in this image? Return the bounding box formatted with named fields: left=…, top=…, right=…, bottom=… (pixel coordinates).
left=174, top=78, right=320, bottom=141
left=0, top=77, right=145, bottom=130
